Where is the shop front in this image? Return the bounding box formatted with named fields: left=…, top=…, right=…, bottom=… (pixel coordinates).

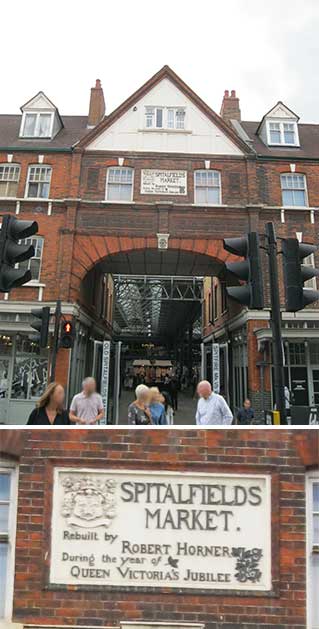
left=254, top=329, right=319, bottom=418
left=0, top=330, right=48, bottom=424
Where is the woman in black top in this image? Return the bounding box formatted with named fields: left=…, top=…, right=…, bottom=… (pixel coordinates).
left=27, top=382, right=70, bottom=425
left=128, top=384, right=152, bottom=425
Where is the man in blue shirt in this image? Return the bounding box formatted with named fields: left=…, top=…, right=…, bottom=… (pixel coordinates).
left=237, top=398, right=255, bottom=425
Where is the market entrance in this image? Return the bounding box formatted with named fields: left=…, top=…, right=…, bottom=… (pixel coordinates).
left=74, top=238, right=235, bottom=423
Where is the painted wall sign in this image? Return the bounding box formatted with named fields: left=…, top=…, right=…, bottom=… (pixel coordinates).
left=141, top=170, right=187, bottom=195
left=50, top=469, right=272, bottom=591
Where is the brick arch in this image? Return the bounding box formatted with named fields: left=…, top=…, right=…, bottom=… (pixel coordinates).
left=70, top=234, right=238, bottom=302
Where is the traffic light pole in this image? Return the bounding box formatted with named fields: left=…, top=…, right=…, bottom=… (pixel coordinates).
left=50, top=300, right=61, bottom=383
left=265, top=222, right=287, bottom=424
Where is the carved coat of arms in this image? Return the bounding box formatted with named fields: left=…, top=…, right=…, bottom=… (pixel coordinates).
left=60, top=475, right=116, bottom=528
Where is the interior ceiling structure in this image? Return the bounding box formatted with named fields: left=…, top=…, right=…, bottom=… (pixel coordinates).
left=95, top=249, right=224, bottom=342
left=113, top=276, right=203, bottom=341
left=99, top=249, right=221, bottom=277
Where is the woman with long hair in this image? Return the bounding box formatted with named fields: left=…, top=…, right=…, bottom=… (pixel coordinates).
left=27, top=382, right=70, bottom=425
left=161, top=390, right=174, bottom=425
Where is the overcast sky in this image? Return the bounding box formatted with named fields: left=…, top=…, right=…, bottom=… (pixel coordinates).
left=2, top=0, right=319, bottom=122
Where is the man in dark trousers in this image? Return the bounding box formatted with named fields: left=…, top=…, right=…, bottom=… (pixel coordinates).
left=237, top=398, right=255, bottom=425
left=170, top=376, right=179, bottom=412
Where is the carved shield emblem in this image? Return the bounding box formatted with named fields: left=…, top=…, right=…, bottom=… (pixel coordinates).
left=60, top=475, right=116, bottom=528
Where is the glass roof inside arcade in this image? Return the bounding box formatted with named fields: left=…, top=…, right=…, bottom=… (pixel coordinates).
left=85, top=248, right=224, bottom=343
left=113, top=275, right=203, bottom=342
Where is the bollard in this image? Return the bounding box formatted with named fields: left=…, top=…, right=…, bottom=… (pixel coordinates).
left=273, top=410, right=281, bottom=425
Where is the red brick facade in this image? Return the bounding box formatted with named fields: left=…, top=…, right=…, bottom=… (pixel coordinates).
left=0, top=66, right=319, bottom=419
left=8, top=428, right=312, bottom=629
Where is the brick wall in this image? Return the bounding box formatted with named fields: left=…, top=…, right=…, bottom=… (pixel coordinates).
left=1, top=149, right=318, bottom=313
left=80, top=154, right=250, bottom=206
left=0, top=151, right=74, bottom=199
left=12, top=429, right=307, bottom=629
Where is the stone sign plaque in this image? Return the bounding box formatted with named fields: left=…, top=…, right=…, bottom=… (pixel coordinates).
left=141, top=170, right=187, bottom=195
left=50, top=469, right=271, bottom=591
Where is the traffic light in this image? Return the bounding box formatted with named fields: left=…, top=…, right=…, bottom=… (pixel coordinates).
left=60, top=320, right=75, bottom=349
left=30, top=307, right=50, bottom=348
left=223, top=232, right=264, bottom=309
left=282, top=238, right=319, bottom=312
left=0, top=214, right=38, bottom=292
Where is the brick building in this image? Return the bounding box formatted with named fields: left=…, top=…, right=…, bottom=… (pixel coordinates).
left=0, top=428, right=318, bottom=629
left=0, top=66, right=318, bottom=422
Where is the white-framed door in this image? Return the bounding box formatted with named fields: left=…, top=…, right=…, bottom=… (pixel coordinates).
left=307, top=471, right=319, bottom=629
left=310, top=369, right=319, bottom=406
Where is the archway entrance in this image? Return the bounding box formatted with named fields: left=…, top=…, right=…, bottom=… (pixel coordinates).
left=71, top=237, right=235, bottom=424
left=97, top=248, right=221, bottom=340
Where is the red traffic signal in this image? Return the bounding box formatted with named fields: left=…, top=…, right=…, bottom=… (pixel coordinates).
left=60, top=320, right=75, bottom=349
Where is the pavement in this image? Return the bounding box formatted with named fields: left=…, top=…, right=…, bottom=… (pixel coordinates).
left=118, top=388, right=197, bottom=425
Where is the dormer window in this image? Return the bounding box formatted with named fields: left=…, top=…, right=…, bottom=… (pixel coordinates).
left=257, top=102, right=300, bottom=149
left=19, top=91, right=63, bottom=140
left=21, top=112, right=53, bottom=138
left=144, top=106, right=186, bottom=130
left=266, top=120, right=299, bottom=146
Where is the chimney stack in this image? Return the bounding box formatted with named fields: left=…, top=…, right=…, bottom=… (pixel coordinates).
left=220, top=89, right=241, bottom=123
left=88, top=79, right=105, bottom=127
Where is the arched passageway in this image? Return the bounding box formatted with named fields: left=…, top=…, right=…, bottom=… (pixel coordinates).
left=71, top=240, right=239, bottom=423
left=79, top=246, right=229, bottom=342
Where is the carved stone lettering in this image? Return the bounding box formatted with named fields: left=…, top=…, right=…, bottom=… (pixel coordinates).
left=50, top=469, right=272, bottom=591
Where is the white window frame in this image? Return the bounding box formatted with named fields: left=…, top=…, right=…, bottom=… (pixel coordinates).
left=20, top=111, right=54, bottom=138
left=17, top=236, right=44, bottom=284
left=0, top=462, right=18, bottom=620
left=280, top=173, right=308, bottom=208
left=194, top=170, right=222, bottom=206
left=105, top=167, right=134, bottom=203
left=0, top=164, right=21, bottom=198
left=25, top=165, right=52, bottom=199
left=144, top=106, right=186, bottom=130
left=266, top=119, right=300, bottom=146
left=303, top=253, right=318, bottom=291
left=306, top=471, right=319, bottom=629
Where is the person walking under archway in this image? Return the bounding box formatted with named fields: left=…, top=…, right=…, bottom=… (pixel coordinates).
left=128, top=384, right=152, bottom=425
left=195, top=380, right=233, bottom=425
left=27, top=382, right=70, bottom=425
left=69, top=377, right=104, bottom=425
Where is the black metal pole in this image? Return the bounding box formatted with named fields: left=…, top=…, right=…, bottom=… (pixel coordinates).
left=265, top=222, right=286, bottom=424
left=50, top=300, right=61, bottom=383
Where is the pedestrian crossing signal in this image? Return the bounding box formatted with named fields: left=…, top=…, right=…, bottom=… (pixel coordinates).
left=60, top=320, right=75, bottom=349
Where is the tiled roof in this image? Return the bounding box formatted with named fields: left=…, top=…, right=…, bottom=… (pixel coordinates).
left=0, top=114, right=90, bottom=150
left=240, top=120, right=319, bottom=159
left=1, top=110, right=318, bottom=159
